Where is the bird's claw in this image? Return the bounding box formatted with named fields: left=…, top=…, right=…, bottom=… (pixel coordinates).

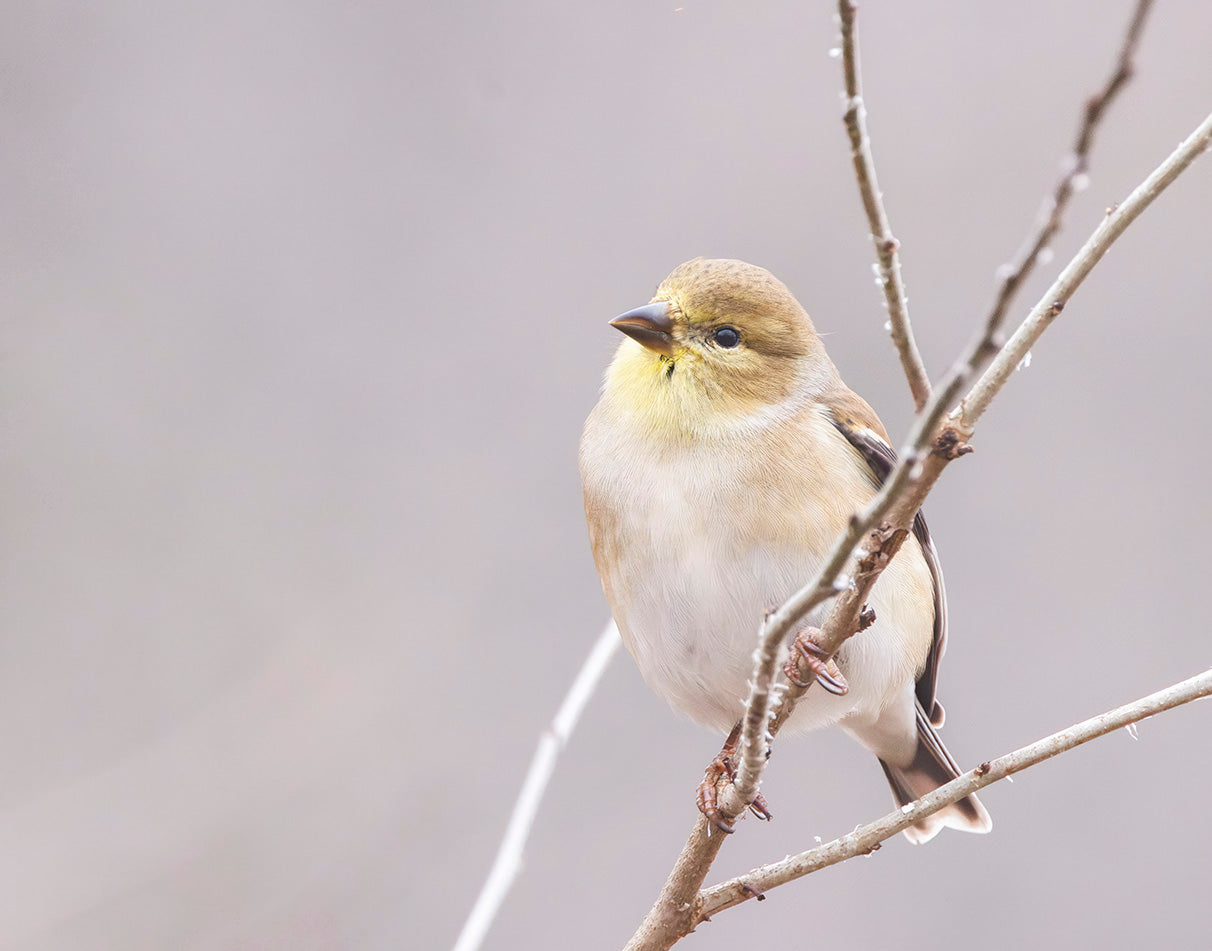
left=783, top=628, right=849, bottom=695
left=695, top=728, right=775, bottom=833
left=747, top=792, right=773, bottom=822
left=696, top=755, right=737, bottom=833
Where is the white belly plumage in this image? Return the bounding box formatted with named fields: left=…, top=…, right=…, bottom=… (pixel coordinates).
left=590, top=438, right=926, bottom=737
left=614, top=531, right=920, bottom=736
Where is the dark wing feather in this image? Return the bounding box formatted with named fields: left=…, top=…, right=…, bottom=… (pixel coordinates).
left=826, top=409, right=947, bottom=727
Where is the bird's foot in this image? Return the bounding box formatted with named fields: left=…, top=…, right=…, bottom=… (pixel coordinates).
left=695, top=727, right=774, bottom=833
left=696, top=754, right=737, bottom=833
left=783, top=627, right=849, bottom=695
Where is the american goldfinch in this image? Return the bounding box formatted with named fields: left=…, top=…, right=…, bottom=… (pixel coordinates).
left=579, top=258, right=991, bottom=843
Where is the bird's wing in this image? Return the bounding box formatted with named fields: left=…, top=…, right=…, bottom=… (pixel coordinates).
left=825, top=403, right=948, bottom=727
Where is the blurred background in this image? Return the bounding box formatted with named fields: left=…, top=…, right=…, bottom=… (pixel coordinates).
left=4, top=1, right=1211, bottom=948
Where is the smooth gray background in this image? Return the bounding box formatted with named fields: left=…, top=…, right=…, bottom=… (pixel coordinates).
left=4, top=2, right=1211, bottom=949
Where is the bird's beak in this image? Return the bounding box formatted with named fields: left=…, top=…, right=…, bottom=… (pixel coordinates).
left=609, top=302, right=676, bottom=355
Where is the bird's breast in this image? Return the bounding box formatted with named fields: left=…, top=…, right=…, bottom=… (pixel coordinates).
left=580, top=402, right=931, bottom=734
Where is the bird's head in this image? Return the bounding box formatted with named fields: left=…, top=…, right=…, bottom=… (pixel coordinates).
left=603, top=258, right=838, bottom=439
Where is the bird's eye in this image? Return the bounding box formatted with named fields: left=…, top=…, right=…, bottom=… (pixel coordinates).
left=712, top=326, right=741, bottom=348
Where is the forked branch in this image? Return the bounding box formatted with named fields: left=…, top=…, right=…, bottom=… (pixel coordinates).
left=702, top=667, right=1212, bottom=918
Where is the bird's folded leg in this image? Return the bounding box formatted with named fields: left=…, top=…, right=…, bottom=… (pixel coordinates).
left=783, top=627, right=849, bottom=695
left=695, top=724, right=774, bottom=833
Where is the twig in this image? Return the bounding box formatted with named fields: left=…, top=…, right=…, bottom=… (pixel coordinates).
left=452, top=621, right=620, bottom=951
left=960, top=108, right=1212, bottom=429
left=983, top=0, right=1154, bottom=341
left=733, top=363, right=968, bottom=789
left=838, top=0, right=931, bottom=411
left=701, top=667, right=1212, bottom=917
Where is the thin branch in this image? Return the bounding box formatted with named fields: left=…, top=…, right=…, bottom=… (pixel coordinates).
left=623, top=80, right=1212, bottom=951
left=701, top=667, right=1212, bottom=917
left=838, top=0, right=932, bottom=411
left=452, top=621, right=620, bottom=951
left=764, top=365, right=975, bottom=738
left=621, top=815, right=728, bottom=951
left=733, top=362, right=969, bottom=782
left=983, top=0, right=1154, bottom=340
left=960, top=108, right=1212, bottom=429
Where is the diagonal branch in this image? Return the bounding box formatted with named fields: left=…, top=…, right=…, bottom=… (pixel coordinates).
left=453, top=622, right=620, bottom=951
left=960, top=108, right=1212, bottom=429
left=701, top=666, right=1212, bottom=917
left=983, top=0, right=1155, bottom=341
left=838, top=0, right=932, bottom=411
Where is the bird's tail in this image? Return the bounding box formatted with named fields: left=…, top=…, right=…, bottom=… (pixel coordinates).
left=878, top=702, right=992, bottom=845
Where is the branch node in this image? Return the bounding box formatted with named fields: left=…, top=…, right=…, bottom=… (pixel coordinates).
left=931, top=428, right=974, bottom=460
left=696, top=668, right=1212, bottom=925
left=740, top=882, right=767, bottom=902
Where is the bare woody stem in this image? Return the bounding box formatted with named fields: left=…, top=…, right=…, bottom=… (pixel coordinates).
left=701, top=667, right=1212, bottom=918
left=739, top=363, right=971, bottom=749
left=453, top=623, right=621, bottom=951
left=983, top=0, right=1154, bottom=338
left=838, top=0, right=931, bottom=411
left=960, top=108, right=1212, bottom=429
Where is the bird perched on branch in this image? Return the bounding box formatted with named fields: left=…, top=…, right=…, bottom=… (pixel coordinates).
left=579, top=258, right=990, bottom=843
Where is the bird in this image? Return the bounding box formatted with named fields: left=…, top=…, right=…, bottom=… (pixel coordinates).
left=579, top=257, right=991, bottom=843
